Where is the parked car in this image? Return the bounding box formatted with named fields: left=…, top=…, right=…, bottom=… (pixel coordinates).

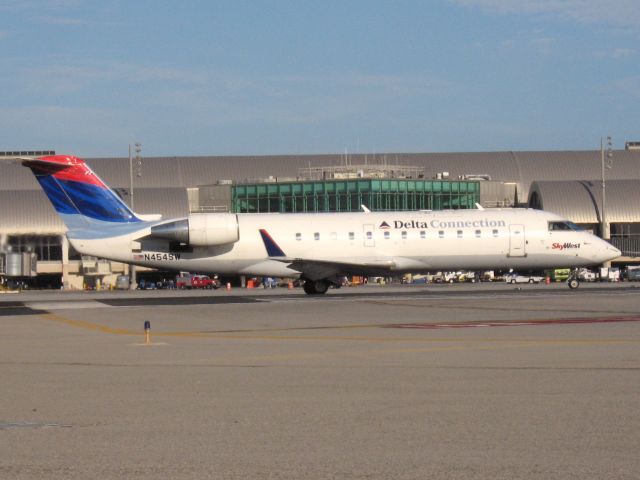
left=505, top=273, right=544, bottom=284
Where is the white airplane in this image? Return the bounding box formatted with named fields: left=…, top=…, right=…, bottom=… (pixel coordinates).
left=18, top=155, right=620, bottom=294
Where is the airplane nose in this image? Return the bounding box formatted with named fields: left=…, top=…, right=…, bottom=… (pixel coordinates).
left=607, top=245, right=622, bottom=260
left=599, top=240, right=621, bottom=261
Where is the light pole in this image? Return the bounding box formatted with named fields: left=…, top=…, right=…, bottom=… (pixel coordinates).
left=600, top=136, right=613, bottom=241
left=129, top=143, right=142, bottom=290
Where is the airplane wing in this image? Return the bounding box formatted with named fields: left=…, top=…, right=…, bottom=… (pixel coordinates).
left=274, top=257, right=396, bottom=280
left=259, top=228, right=395, bottom=280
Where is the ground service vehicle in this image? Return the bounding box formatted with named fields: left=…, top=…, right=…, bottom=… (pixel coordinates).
left=577, top=269, right=597, bottom=282
left=627, top=266, right=640, bottom=281
left=115, top=275, right=130, bottom=290
left=546, top=268, right=571, bottom=282
left=505, top=273, right=544, bottom=284
left=176, top=274, right=220, bottom=289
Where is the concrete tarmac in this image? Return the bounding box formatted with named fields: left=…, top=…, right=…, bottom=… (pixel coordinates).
left=1, top=283, right=639, bottom=479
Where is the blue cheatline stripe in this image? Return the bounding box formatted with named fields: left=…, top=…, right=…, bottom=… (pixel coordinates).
left=36, top=174, right=140, bottom=223
left=259, top=229, right=286, bottom=257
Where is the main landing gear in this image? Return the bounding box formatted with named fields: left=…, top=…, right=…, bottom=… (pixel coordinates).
left=302, top=279, right=330, bottom=295
left=567, top=269, right=580, bottom=289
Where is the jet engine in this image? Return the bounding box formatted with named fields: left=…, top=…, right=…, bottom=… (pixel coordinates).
left=149, top=213, right=239, bottom=247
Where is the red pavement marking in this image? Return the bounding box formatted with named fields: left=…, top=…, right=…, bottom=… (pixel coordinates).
left=389, top=316, right=640, bottom=329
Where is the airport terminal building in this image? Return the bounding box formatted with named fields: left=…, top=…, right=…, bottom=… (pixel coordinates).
left=1, top=147, right=639, bottom=288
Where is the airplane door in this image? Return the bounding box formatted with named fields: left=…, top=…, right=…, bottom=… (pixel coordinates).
left=363, top=224, right=375, bottom=247
left=509, top=224, right=526, bottom=257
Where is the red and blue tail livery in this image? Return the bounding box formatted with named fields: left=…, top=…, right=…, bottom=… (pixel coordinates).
left=23, top=155, right=140, bottom=229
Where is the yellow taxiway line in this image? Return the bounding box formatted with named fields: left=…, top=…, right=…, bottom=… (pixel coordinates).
left=36, top=312, right=640, bottom=346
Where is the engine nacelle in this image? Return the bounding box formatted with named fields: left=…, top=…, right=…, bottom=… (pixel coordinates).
left=150, top=213, right=239, bottom=247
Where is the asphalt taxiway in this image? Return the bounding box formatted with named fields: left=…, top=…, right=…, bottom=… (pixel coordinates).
left=1, top=283, right=639, bottom=479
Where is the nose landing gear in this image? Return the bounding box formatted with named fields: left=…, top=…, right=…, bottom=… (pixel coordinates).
left=567, top=269, right=580, bottom=289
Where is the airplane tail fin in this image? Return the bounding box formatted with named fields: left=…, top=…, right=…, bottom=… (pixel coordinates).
left=23, top=155, right=143, bottom=231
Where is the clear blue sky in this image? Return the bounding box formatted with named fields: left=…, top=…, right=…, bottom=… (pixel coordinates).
left=1, top=0, right=638, bottom=157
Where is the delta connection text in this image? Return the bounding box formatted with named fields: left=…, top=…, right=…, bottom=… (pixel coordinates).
left=382, top=219, right=508, bottom=229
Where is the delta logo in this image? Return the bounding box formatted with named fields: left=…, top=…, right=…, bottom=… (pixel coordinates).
left=380, top=220, right=429, bottom=229
left=552, top=242, right=581, bottom=250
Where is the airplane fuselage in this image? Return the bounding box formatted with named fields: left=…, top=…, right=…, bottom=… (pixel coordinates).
left=67, top=209, right=619, bottom=278
left=14, top=154, right=621, bottom=294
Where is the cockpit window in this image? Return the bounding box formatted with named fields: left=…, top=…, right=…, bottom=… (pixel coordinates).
left=548, top=221, right=583, bottom=232
left=565, top=221, right=583, bottom=231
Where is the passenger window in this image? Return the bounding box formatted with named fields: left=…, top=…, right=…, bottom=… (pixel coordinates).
left=384, top=231, right=390, bottom=239
left=366, top=231, right=372, bottom=240
left=348, top=232, right=355, bottom=240
left=314, top=232, right=320, bottom=240
left=475, top=230, right=481, bottom=238
left=401, top=231, right=407, bottom=240
left=420, top=230, right=426, bottom=239
left=295, top=233, right=301, bottom=241
left=457, top=230, right=463, bottom=238
left=438, top=230, right=445, bottom=238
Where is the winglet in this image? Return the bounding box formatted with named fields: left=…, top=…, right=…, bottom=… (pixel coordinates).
left=259, top=229, right=286, bottom=257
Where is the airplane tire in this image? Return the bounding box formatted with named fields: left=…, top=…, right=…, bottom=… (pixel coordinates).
left=312, top=280, right=329, bottom=294
left=303, top=279, right=329, bottom=295
left=303, top=281, right=316, bottom=294
left=567, top=278, right=580, bottom=289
